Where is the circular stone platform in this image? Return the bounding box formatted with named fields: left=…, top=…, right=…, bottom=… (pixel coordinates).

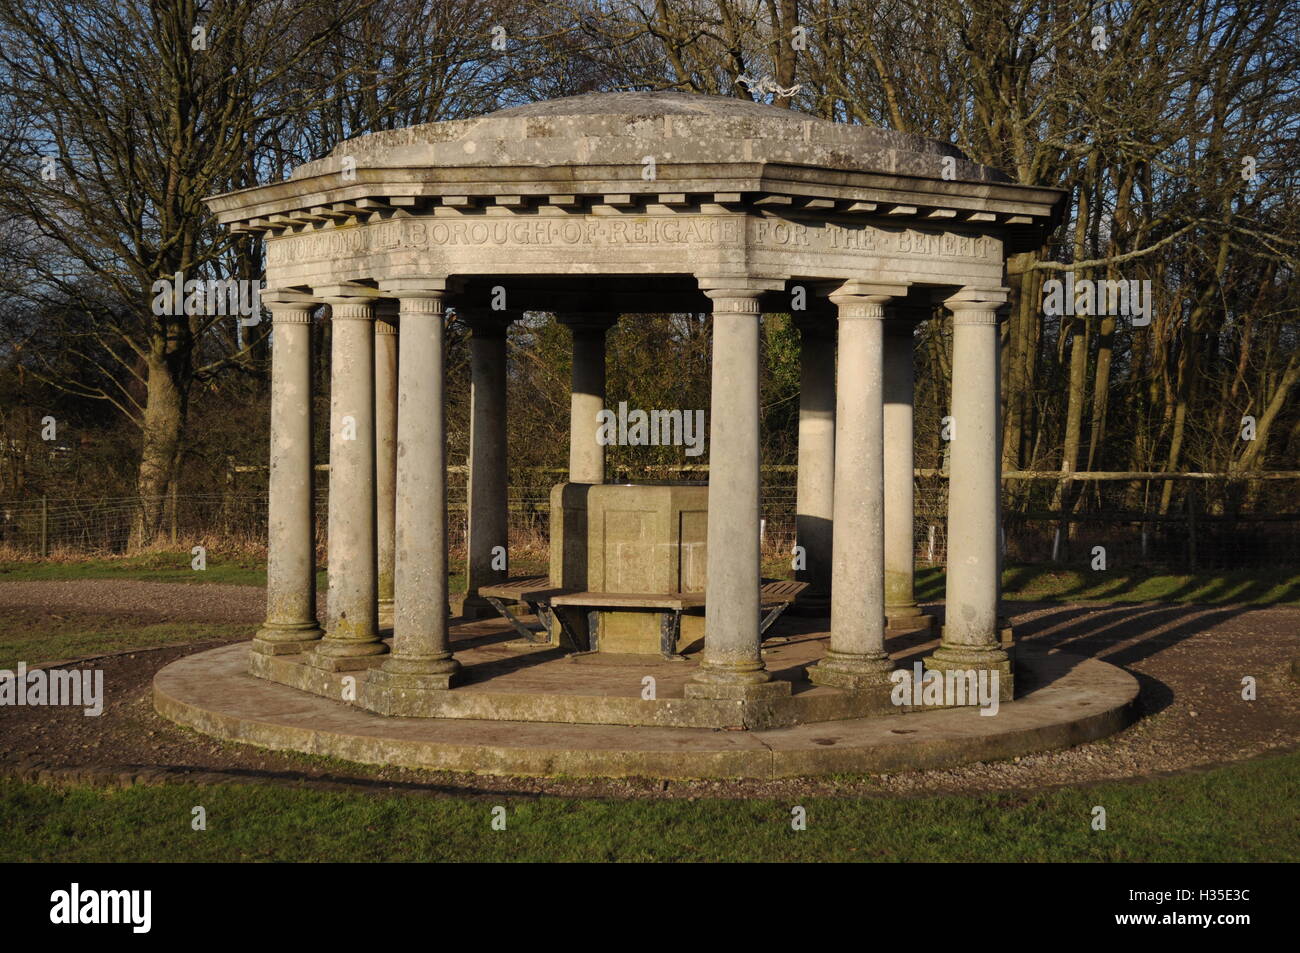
left=154, top=643, right=1139, bottom=779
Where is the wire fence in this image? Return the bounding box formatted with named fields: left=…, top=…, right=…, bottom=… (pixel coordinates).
left=2, top=470, right=1296, bottom=570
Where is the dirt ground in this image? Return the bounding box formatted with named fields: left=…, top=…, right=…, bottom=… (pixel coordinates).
left=1, top=579, right=1297, bottom=799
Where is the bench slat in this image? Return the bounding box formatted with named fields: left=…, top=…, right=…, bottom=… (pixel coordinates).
left=760, top=580, right=809, bottom=602
left=482, top=577, right=808, bottom=609
left=479, top=576, right=574, bottom=602
left=550, top=591, right=707, bottom=610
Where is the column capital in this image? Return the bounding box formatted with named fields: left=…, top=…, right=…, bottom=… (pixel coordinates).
left=830, top=280, right=909, bottom=301
left=262, top=291, right=316, bottom=324
left=325, top=299, right=375, bottom=321
left=830, top=296, right=887, bottom=320
left=378, top=277, right=452, bottom=298
left=262, top=289, right=317, bottom=309
left=828, top=281, right=908, bottom=319
left=268, top=307, right=315, bottom=325
left=399, top=295, right=446, bottom=317
left=704, top=289, right=765, bottom=315
left=944, top=287, right=1009, bottom=324
left=698, top=273, right=781, bottom=315
left=317, top=285, right=378, bottom=321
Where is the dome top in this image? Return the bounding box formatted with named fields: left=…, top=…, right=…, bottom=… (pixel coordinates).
left=292, top=90, right=1008, bottom=185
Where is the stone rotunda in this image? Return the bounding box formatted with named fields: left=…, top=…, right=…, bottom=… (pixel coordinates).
left=163, top=92, right=1138, bottom=774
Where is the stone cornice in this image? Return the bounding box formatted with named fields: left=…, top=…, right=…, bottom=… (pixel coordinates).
left=205, top=164, right=1064, bottom=247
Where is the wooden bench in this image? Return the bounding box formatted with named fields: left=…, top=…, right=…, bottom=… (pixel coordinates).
left=477, top=576, right=574, bottom=645
left=758, top=579, right=810, bottom=635
left=549, top=580, right=809, bottom=658
left=479, top=576, right=809, bottom=658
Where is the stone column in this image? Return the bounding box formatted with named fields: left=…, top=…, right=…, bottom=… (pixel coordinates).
left=374, top=302, right=399, bottom=627
left=461, top=313, right=512, bottom=618
left=310, top=293, right=385, bottom=670
left=883, top=313, right=924, bottom=627
left=792, top=314, right=835, bottom=614
left=564, top=316, right=615, bottom=485
left=928, top=288, right=1012, bottom=698
left=253, top=294, right=323, bottom=656
left=809, top=282, right=906, bottom=692
left=686, top=284, right=788, bottom=701
left=369, top=287, right=462, bottom=695
left=548, top=314, right=617, bottom=594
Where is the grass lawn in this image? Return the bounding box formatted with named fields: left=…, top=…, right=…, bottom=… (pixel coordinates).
left=0, top=552, right=273, bottom=587
left=2, top=553, right=1297, bottom=606
left=0, top=619, right=250, bottom=670
left=0, top=552, right=552, bottom=593
left=1, top=750, right=1294, bottom=862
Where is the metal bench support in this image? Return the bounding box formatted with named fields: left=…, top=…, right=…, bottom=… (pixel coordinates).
left=485, top=596, right=549, bottom=644
left=659, top=610, right=685, bottom=660
left=760, top=602, right=791, bottom=637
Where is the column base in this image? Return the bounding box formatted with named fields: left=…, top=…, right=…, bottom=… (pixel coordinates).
left=306, top=639, right=389, bottom=672
left=927, top=640, right=1014, bottom=702
left=887, top=610, right=936, bottom=636
left=366, top=667, right=462, bottom=716
left=457, top=594, right=498, bottom=620
left=807, top=650, right=896, bottom=692
left=368, top=661, right=462, bottom=691
left=251, top=621, right=323, bottom=656
left=684, top=664, right=791, bottom=700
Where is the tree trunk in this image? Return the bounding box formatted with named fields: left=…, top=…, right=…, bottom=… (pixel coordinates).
left=131, top=350, right=186, bottom=550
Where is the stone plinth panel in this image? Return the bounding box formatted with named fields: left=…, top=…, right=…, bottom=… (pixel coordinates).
left=585, top=483, right=708, bottom=654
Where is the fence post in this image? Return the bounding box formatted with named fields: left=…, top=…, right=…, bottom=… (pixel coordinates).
left=40, top=495, right=48, bottom=557
left=1186, top=485, right=1198, bottom=571
left=169, top=480, right=179, bottom=545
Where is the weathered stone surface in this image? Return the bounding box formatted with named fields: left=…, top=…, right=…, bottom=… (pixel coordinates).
left=158, top=641, right=1139, bottom=779
left=295, top=92, right=1007, bottom=184
left=254, top=297, right=323, bottom=656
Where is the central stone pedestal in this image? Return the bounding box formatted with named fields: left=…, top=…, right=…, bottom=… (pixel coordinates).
left=550, top=481, right=708, bottom=654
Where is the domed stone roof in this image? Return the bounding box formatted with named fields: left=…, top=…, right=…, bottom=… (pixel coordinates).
left=292, top=90, right=1009, bottom=185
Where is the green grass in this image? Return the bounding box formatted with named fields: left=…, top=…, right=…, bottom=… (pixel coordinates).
left=2, top=751, right=1295, bottom=861
left=3, top=553, right=1296, bottom=606
left=0, top=553, right=553, bottom=593
left=0, top=619, right=250, bottom=670
left=0, top=552, right=271, bottom=586
left=957, top=565, right=1298, bottom=606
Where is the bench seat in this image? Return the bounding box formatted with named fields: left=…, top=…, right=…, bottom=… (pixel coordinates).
left=549, top=591, right=707, bottom=611
left=479, top=576, right=573, bottom=603
left=476, top=576, right=810, bottom=657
